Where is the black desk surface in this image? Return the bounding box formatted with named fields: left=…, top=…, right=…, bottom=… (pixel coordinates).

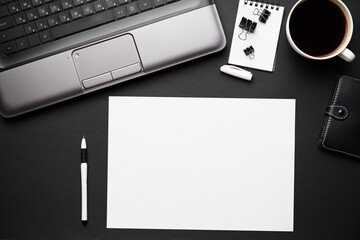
left=1, top=0, right=360, bottom=239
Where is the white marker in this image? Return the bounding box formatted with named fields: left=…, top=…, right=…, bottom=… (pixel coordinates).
left=220, top=65, right=253, bottom=81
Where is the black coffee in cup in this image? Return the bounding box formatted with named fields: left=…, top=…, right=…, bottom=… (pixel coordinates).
left=289, top=0, right=347, bottom=57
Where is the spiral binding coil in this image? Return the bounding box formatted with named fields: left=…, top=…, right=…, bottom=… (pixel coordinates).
left=244, top=0, right=280, bottom=11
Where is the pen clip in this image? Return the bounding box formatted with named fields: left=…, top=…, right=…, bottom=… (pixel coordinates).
left=227, top=65, right=251, bottom=73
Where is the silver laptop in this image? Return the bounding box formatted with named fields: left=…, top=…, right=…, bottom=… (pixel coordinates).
left=0, top=0, right=225, bottom=117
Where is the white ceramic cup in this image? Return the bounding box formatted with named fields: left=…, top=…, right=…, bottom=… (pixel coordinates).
left=286, top=0, right=355, bottom=62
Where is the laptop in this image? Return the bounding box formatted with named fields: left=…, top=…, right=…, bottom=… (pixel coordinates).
left=0, top=0, right=225, bottom=117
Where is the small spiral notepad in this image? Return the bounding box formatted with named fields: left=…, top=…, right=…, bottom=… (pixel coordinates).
left=229, top=0, right=285, bottom=72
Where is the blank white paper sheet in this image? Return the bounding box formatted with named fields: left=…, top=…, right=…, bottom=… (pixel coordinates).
left=107, top=97, right=295, bottom=232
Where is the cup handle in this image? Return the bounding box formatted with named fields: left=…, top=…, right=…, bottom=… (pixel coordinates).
left=338, top=48, right=355, bottom=62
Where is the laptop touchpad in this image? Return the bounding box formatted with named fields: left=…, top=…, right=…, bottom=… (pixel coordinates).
left=72, top=34, right=142, bottom=88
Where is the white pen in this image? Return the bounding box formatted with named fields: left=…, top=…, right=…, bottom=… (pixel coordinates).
left=220, top=64, right=253, bottom=81
left=81, top=136, right=88, bottom=225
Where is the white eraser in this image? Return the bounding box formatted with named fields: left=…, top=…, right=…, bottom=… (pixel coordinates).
left=220, top=65, right=253, bottom=81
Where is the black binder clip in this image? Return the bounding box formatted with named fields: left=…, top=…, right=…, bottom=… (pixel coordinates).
left=238, top=17, right=257, bottom=40
left=239, top=17, right=257, bottom=33
left=244, top=45, right=255, bottom=59
left=253, top=8, right=271, bottom=23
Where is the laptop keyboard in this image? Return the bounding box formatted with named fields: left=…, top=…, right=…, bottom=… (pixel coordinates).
left=0, top=0, right=178, bottom=56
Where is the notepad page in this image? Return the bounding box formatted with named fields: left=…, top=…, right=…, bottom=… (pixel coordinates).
left=107, top=97, right=295, bottom=231
left=228, top=0, right=284, bottom=72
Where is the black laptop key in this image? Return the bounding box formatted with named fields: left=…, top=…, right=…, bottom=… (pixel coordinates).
left=31, top=0, right=43, bottom=7
left=8, top=2, right=21, bottom=14
left=49, top=1, right=62, bottom=14
left=0, top=16, right=15, bottom=31
left=105, top=0, right=117, bottom=9
left=60, top=0, right=74, bottom=10
left=0, top=25, right=25, bottom=43
left=2, top=41, right=17, bottom=55
left=138, top=0, right=152, bottom=12
left=24, top=22, right=37, bottom=35
left=38, top=30, right=52, bottom=43
left=70, top=7, right=83, bottom=19
left=59, top=11, right=71, bottom=23
left=0, top=6, right=8, bottom=18
left=114, top=5, right=125, bottom=19
left=27, top=33, right=41, bottom=47
left=25, top=9, right=39, bottom=21
left=47, top=15, right=60, bottom=27
left=73, top=0, right=85, bottom=6
left=37, top=5, right=50, bottom=17
left=35, top=18, right=48, bottom=30
left=19, top=0, right=32, bottom=11
left=153, top=0, right=164, bottom=7
left=50, top=10, right=115, bottom=39
left=117, top=0, right=129, bottom=5
left=126, top=2, right=138, bottom=15
left=93, top=0, right=106, bottom=13
left=82, top=3, right=94, bottom=16
left=16, top=37, right=29, bottom=51
left=14, top=12, right=27, bottom=24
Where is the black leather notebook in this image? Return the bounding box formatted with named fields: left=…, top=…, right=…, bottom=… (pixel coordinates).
left=319, top=75, right=360, bottom=159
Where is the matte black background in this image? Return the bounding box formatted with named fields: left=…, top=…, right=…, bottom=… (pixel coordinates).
left=1, top=0, right=360, bottom=239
